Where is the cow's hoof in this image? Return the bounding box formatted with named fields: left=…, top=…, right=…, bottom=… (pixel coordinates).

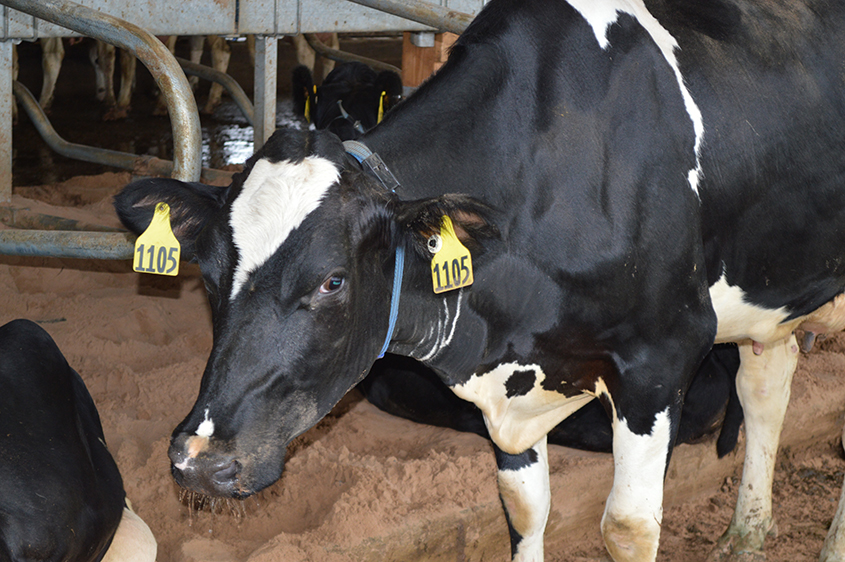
left=707, top=543, right=766, bottom=562
left=707, top=522, right=777, bottom=562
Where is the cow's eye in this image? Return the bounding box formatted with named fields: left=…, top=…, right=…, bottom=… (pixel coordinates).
left=319, top=275, right=345, bottom=294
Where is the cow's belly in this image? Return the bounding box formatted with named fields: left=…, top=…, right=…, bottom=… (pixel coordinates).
left=710, top=275, right=845, bottom=344
left=451, top=362, right=594, bottom=455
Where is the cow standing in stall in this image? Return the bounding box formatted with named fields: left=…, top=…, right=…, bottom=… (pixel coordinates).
left=115, top=0, right=845, bottom=560
left=0, top=319, right=157, bottom=562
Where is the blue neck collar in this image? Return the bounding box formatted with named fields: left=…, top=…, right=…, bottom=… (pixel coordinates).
left=343, top=140, right=404, bottom=359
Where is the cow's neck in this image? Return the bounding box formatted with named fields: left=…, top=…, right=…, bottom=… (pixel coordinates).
left=362, top=35, right=531, bottom=205
left=387, top=275, right=489, bottom=387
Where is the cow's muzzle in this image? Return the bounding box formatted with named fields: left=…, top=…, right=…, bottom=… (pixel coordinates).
left=168, top=434, right=248, bottom=498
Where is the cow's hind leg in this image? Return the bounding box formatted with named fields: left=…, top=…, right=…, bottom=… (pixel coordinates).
left=103, top=48, right=135, bottom=121
left=494, top=436, right=550, bottom=562
left=709, top=335, right=799, bottom=561
left=92, top=41, right=116, bottom=107
left=39, top=37, right=64, bottom=112
left=203, top=36, right=230, bottom=114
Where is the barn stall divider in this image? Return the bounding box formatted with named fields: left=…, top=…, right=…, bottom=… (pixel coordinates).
left=0, top=0, right=480, bottom=259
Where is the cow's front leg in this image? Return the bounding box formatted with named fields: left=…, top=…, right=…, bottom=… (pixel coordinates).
left=710, top=334, right=798, bottom=561
left=494, top=436, right=550, bottom=562
left=602, top=400, right=678, bottom=562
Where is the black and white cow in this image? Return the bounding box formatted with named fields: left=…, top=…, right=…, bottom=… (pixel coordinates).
left=115, top=0, right=845, bottom=560
left=291, top=61, right=403, bottom=141
left=0, top=319, right=156, bottom=562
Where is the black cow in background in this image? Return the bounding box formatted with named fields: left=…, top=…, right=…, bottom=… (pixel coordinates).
left=0, top=319, right=156, bottom=562
left=292, top=61, right=403, bottom=141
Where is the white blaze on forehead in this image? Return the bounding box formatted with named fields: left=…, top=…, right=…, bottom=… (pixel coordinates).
left=567, top=0, right=705, bottom=194
left=229, top=156, right=340, bottom=299
left=196, top=408, right=214, bottom=438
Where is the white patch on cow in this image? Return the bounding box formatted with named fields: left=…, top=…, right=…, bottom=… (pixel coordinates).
left=600, top=405, right=669, bottom=560
left=710, top=274, right=791, bottom=344
left=711, top=272, right=845, bottom=345
left=101, top=506, right=157, bottom=562
left=564, top=1, right=620, bottom=49
left=567, top=0, right=704, bottom=194
left=229, top=157, right=340, bottom=299
left=497, top=436, right=550, bottom=561
left=416, top=290, right=463, bottom=362
left=196, top=408, right=214, bottom=438
left=452, top=362, right=594, bottom=454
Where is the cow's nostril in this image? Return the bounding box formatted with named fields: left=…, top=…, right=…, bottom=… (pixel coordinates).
left=212, top=459, right=240, bottom=485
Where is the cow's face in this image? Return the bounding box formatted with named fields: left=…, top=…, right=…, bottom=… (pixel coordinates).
left=115, top=129, right=496, bottom=499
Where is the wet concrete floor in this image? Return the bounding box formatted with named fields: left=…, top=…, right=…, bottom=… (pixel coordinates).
left=12, top=34, right=403, bottom=186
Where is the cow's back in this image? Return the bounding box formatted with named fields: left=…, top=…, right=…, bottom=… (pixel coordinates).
left=647, top=0, right=845, bottom=316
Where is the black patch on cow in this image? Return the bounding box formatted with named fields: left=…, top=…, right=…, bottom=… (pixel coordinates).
left=501, top=502, right=523, bottom=559
left=505, top=369, right=536, bottom=398
left=494, top=444, right=538, bottom=472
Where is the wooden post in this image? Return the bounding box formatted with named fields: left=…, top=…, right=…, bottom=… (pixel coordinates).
left=401, top=31, right=458, bottom=88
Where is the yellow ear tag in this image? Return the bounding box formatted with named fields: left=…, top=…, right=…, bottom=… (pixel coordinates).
left=304, top=87, right=311, bottom=123
left=133, top=202, right=181, bottom=276
left=431, top=216, right=473, bottom=294
left=377, top=90, right=386, bottom=123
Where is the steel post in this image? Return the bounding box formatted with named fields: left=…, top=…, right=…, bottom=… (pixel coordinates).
left=0, top=39, right=11, bottom=204
left=254, top=35, right=278, bottom=150
left=344, top=0, right=474, bottom=34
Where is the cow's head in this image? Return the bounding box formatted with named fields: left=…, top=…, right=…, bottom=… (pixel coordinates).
left=115, top=128, right=496, bottom=498
left=292, top=62, right=403, bottom=140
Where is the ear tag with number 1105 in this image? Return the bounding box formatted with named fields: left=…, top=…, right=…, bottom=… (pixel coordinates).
left=133, top=202, right=181, bottom=276
left=431, top=215, right=473, bottom=294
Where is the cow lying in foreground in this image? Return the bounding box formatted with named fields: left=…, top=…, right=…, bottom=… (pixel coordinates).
left=0, top=319, right=156, bottom=562
left=116, top=0, right=845, bottom=560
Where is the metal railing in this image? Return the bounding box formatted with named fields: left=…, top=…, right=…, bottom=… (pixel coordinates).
left=0, top=0, right=478, bottom=260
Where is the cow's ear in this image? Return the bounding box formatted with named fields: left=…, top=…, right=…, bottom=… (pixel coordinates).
left=114, top=177, right=228, bottom=259
left=291, top=65, right=314, bottom=120
left=393, top=194, right=499, bottom=257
